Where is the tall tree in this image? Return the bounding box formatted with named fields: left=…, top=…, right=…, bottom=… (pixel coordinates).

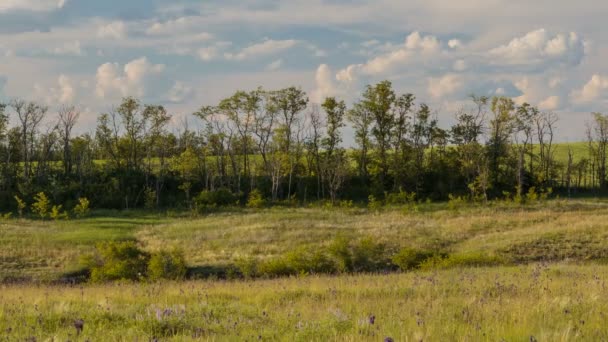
left=587, top=112, right=608, bottom=190
left=57, top=105, right=80, bottom=177
left=321, top=97, right=348, bottom=203
left=488, top=97, right=515, bottom=189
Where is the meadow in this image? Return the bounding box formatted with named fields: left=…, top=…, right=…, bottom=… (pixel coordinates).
left=2, top=199, right=608, bottom=339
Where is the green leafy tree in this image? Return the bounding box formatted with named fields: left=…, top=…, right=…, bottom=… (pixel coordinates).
left=31, top=192, right=51, bottom=219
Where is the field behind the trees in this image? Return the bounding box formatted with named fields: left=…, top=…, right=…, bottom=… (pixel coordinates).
left=2, top=199, right=608, bottom=340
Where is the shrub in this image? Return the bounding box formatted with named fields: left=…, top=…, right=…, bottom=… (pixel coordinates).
left=31, top=192, right=51, bottom=219
left=284, top=247, right=335, bottom=275
left=419, top=252, right=504, bottom=270
left=195, top=188, right=237, bottom=209
left=386, top=190, right=416, bottom=205
left=368, top=195, right=383, bottom=212
left=235, top=257, right=259, bottom=278
left=82, top=241, right=150, bottom=282
left=448, top=194, right=467, bottom=211
left=148, top=250, right=188, bottom=281
left=257, top=258, right=293, bottom=278
left=73, top=197, right=91, bottom=218
left=328, top=236, right=353, bottom=272
left=14, top=195, right=26, bottom=218
left=50, top=205, right=69, bottom=220
left=392, top=248, right=436, bottom=271
left=352, top=237, right=391, bottom=272
left=246, top=189, right=265, bottom=208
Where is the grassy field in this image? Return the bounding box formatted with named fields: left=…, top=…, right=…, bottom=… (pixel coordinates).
left=2, top=264, right=607, bottom=341
left=3, top=199, right=608, bottom=339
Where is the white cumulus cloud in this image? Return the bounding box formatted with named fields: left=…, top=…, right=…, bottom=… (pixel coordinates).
left=571, top=75, right=608, bottom=104
left=95, top=57, right=165, bottom=99
left=428, top=74, right=463, bottom=98
left=224, top=39, right=298, bottom=61
left=0, top=0, right=66, bottom=13
left=488, top=29, right=585, bottom=67
left=97, top=21, right=127, bottom=40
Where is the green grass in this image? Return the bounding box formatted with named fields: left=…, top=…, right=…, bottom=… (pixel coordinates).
left=3, top=199, right=608, bottom=339
left=1, top=264, right=607, bottom=340
left=3, top=199, right=608, bottom=282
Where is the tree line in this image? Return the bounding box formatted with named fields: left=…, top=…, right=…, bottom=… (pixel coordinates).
left=0, top=80, right=606, bottom=211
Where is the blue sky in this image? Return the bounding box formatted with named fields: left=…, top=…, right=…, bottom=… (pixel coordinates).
left=1, top=0, right=607, bottom=142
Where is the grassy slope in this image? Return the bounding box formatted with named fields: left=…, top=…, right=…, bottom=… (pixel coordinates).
left=3, top=199, right=608, bottom=281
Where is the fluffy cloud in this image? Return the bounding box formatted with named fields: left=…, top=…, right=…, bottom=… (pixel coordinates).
left=571, top=75, right=608, bottom=104
left=336, top=31, right=441, bottom=82
left=428, top=74, right=463, bottom=98
left=146, top=17, right=213, bottom=39
left=311, top=64, right=336, bottom=103
left=95, top=57, right=165, bottom=99
left=539, top=95, right=561, bottom=110
left=488, top=29, right=585, bottom=67
left=224, top=39, right=298, bottom=61
left=0, top=0, right=66, bottom=13
left=33, top=74, right=75, bottom=105
left=97, top=21, right=127, bottom=40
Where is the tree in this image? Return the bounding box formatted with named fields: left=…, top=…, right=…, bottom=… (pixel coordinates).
left=270, top=87, right=308, bottom=199
left=348, top=93, right=374, bottom=181
left=10, top=99, right=47, bottom=180
left=513, top=103, right=537, bottom=197
left=321, top=97, right=348, bottom=203
left=392, top=93, right=415, bottom=190
left=57, top=105, right=80, bottom=177
left=451, top=96, right=487, bottom=198
left=587, top=112, right=608, bottom=190
left=488, top=97, right=515, bottom=190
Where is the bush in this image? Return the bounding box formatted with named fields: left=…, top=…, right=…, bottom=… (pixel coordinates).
left=195, top=188, right=237, bottom=209
left=419, top=252, right=504, bottom=270
left=31, top=192, right=51, bottom=219
left=352, top=237, right=391, bottom=272
left=235, top=257, right=259, bottom=278
left=246, top=189, right=265, bottom=208
left=367, top=195, right=383, bottom=211
left=386, top=190, right=416, bottom=205
left=148, top=250, right=188, bottom=281
left=392, top=248, right=436, bottom=271
left=448, top=194, right=467, bottom=211
left=284, top=247, right=335, bottom=275
left=328, top=236, right=353, bottom=272
left=257, top=258, right=293, bottom=278
left=14, top=195, right=26, bottom=218
left=82, top=241, right=150, bottom=282
left=73, top=197, right=91, bottom=218
left=50, top=205, right=69, bottom=220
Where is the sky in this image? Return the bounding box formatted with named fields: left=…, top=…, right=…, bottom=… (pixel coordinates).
left=0, top=0, right=607, bottom=142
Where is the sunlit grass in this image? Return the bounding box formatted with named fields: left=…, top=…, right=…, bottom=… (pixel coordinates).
left=1, top=264, right=607, bottom=340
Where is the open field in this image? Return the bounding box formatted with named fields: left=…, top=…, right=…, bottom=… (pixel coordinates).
left=3, top=200, right=608, bottom=339
left=2, top=265, right=608, bottom=340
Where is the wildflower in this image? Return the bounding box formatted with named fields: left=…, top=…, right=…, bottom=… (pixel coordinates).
left=385, top=338, right=395, bottom=342
left=74, top=319, right=84, bottom=335
left=368, top=315, right=376, bottom=325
